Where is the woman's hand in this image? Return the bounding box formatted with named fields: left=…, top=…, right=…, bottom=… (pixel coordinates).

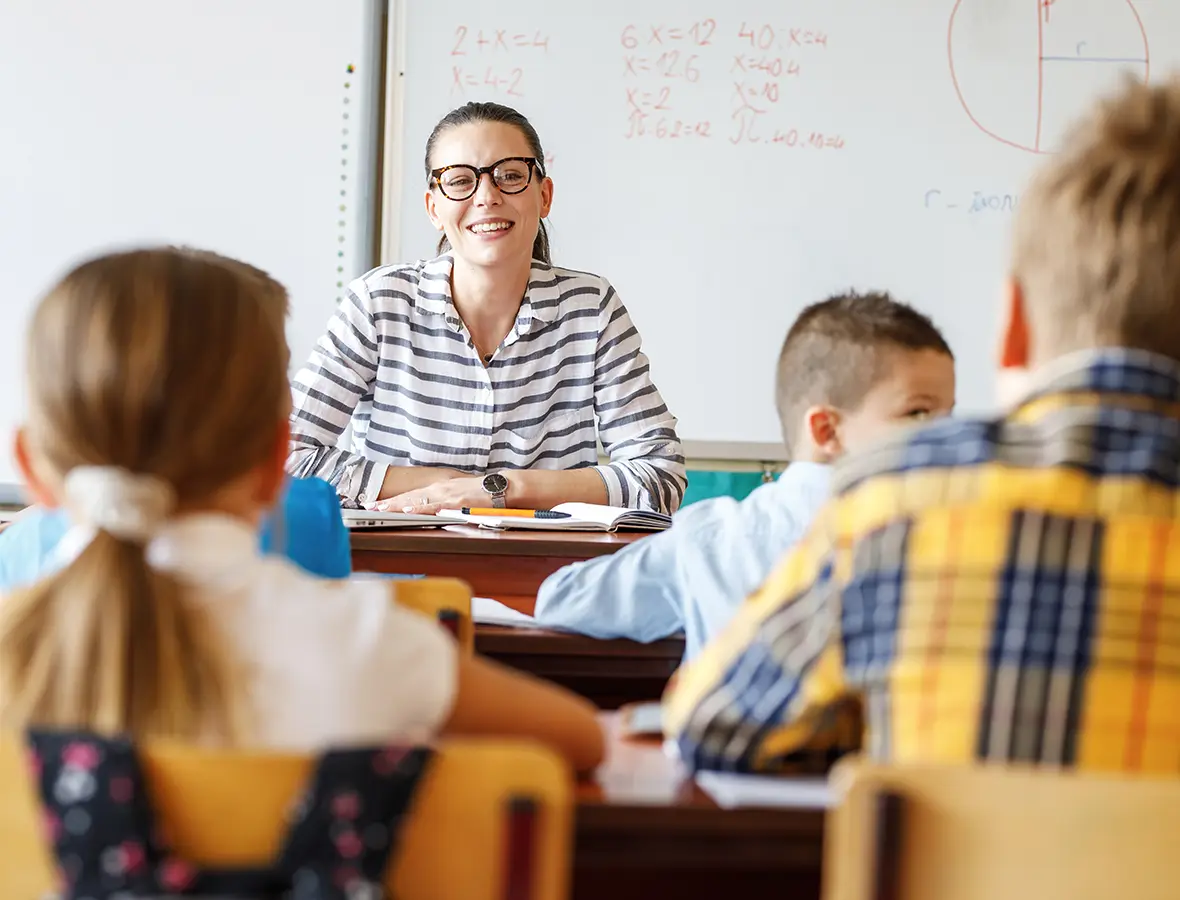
left=375, top=476, right=489, bottom=515
left=375, top=468, right=608, bottom=514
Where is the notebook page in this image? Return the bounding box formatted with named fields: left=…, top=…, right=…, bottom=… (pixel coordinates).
left=550, top=503, right=633, bottom=526
left=695, top=772, right=834, bottom=809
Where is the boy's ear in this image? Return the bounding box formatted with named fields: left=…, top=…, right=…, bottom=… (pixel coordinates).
left=995, top=279, right=1035, bottom=411
left=13, top=428, right=59, bottom=509
left=803, top=406, right=844, bottom=463
left=999, top=278, right=1031, bottom=370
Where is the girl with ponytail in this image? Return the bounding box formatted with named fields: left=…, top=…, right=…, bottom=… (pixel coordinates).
left=0, top=247, right=603, bottom=772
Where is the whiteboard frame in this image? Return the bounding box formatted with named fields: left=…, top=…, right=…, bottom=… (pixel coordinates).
left=380, top=0, right=409, bottom=268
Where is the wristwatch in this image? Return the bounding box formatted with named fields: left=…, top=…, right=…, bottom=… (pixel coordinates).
left=481, top=472, right=509, bottom=508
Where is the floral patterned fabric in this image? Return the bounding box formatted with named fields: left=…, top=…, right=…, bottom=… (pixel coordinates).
left=25, top=730, right=433, bottom=900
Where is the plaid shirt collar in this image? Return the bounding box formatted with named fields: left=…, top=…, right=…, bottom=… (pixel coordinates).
left=1015, top=347, right=1180, bottom=408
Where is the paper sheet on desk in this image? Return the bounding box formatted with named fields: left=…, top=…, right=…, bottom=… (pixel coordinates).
left=472, top=596, right=548, bottom=629
left=695, top=771, right=834, bottom=809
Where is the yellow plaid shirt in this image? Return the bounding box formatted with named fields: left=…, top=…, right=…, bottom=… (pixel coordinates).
left=665, top=349, right=1180, bottom=774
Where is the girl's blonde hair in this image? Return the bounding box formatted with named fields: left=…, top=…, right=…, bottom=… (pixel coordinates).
left=0, top=247, right=291, bottom=741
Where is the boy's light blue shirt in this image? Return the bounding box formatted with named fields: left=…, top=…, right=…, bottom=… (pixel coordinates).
left=532, top=462, right=832, bottom=662
left=0, top=476, right=350, bottom=590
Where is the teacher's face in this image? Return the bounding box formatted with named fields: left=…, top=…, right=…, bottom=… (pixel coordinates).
left=424, top=121, right=553, bottom=269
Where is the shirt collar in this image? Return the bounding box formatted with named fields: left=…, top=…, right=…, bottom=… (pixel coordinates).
left=776, top=460, right=831, bottom=483
left=414, top=254, right=562, bottom=328
left=414, top=255, right=456, bottom=319
left=521, top=261, right=563, bottom=326
left=1017, top=347, right=1180, bottom=408
left=51, top=513, right=261, bottom=586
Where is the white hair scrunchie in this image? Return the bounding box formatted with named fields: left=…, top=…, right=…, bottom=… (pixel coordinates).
left=63, top=466, right=176, bottom=543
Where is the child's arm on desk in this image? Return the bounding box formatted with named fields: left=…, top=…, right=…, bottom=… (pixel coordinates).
left=443, top=653, right=606, bottom=774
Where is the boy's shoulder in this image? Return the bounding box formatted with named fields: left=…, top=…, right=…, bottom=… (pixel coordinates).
left=282, top=474, right=340, bottom=511
left=266, top=477, right=350, bottom=579
left=0, top=506, right=72, bottom=591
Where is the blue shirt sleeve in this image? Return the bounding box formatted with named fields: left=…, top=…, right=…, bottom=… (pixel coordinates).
left=0, top=507, right=72, bottom=592
left=259, top=477, right=351, bottom=578
left=532, top=463, right=832, bottom=661
left=533, top=515, right=687, bottom=644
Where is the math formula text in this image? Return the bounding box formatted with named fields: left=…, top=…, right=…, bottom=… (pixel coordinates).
left=450, top=26, right=549, bottom=100
left=618, top=18, right=843, bottom=149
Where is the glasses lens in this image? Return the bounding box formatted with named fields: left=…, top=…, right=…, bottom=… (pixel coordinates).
left=493, top=160, right=532, bottom=193
left=439, top=166, right=478, bottom=199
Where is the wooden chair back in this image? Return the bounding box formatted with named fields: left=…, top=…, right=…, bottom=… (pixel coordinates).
left=824, top=759, right=1180, bottom=900
left=0, top=735, right=571, bottom=899
left=395, top=576, right=474, bottom=651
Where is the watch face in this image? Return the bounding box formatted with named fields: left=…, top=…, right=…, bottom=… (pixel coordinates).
left=483, top=473, right=509, bottom=495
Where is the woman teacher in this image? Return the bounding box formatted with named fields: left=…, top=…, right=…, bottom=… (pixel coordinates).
left=288, top=101, right=685, bottom=514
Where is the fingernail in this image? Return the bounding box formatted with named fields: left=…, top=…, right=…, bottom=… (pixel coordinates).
left=402, top=506, right=415, bottom=513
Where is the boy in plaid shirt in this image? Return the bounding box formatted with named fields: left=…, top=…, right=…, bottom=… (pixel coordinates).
left=666, top=77, right=1180, bottom=775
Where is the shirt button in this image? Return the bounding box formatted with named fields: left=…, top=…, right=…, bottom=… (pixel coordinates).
left=358, top=492, right=368, bottom=504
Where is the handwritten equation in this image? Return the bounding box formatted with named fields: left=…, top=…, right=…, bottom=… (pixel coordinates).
left=443, top=19, right=843, bottom=155
left=450, top=27, right=550, bottom=101
left=621, top=19, right=842, bottom=148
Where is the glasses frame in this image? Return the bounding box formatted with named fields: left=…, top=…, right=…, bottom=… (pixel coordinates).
left=429, top=156, right=542, bottom=201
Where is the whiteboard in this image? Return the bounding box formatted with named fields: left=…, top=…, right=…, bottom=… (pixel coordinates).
left=391, top=0, right=1163, bottom=450
left=0, top=0, right=384, bottom=488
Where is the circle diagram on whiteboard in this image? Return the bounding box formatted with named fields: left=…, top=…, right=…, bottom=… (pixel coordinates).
left=948, top=0, right=1149, bottom=154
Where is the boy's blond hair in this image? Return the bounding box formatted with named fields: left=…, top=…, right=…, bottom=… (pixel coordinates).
left=0, top=247, right=290, bottom=741
left=1012, top=76, right=1180, bottom=360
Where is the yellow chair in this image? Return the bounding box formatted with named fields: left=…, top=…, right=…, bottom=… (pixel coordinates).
left=0, top=735, right=572, bottom=899
left=394, top=577, right=474, bottom=652
left=824, top=759, right=1180, bottom=900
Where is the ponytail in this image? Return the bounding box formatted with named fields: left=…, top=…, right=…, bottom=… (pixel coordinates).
left=0, top=468, right=245, bottom=741
left=0, top=531, right=242, bottom=740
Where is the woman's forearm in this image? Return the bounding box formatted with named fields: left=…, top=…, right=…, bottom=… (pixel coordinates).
left=505, top=468, right=609, bottom=509
left=378, top=465, right=467, bottom=500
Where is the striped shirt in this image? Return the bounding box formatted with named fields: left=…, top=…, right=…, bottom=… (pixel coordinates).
left=288, top=255, right=686, bottom=512
left=665, top=348, right=1180, bottom=775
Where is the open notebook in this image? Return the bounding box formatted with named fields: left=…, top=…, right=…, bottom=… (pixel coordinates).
left=437, top=502, right=672, bottom=533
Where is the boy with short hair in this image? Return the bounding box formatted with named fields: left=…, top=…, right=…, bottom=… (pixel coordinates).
left=665, top=76, right=1180, bottom=775
left=532, top=292, right=956, bottom=661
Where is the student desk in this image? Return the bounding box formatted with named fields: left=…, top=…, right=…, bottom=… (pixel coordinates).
left=350, top=527, right=645, bottom=612
left=352, top=527, right=679, bottom=707
left=573, top=713, right=826, bottom=900
left=475, top=625, right=684, bottom=709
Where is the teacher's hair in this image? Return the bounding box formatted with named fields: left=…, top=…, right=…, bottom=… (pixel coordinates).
left=0, top=247, right=291, bottom=741
left=424, top=101, right=552, bottom=265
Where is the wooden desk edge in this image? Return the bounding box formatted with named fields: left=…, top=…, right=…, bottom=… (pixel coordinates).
left=475, top=624, right=685, bottom=659
left=349, top=527, right=646, bottom=558
left=576, top=714, right=826, bottom=870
